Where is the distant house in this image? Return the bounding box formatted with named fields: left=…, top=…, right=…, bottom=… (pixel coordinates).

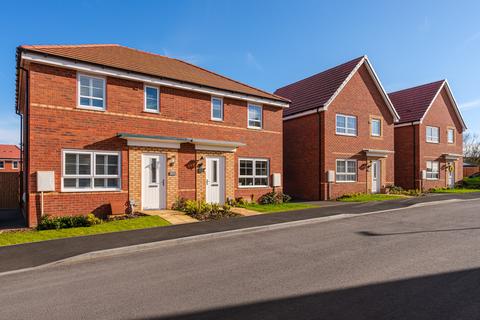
left=15, top=44, right=289, bottom=227
left=276, top=56, right=399, bottom=200
left=0, top=145, right=20, bottom=172
left=389, top=80, right=467, bottom=190
left=463, top=161, right=479, bottom=177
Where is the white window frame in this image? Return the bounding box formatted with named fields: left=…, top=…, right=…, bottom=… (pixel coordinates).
left=238, top=158, right=269, bottom=188
left=336, top=114, right=357, bottom=136
left=447, top=128, right=455, bottom=144
left=211, top=96, right=224, bottom=121
left=371, top=118, right=381, bottom=137
left=426, top=126, right=440, bottom=143
left=12, top=161, right=18, bottom=169
left=62, top=150, right=121, bottom=192
left=426, top=161, right=440, bottom=180
left=77, top=73, right=106, bottom=111
left=335, top=159, right=357, bottom=182
left=144, top=85, right=160, bottom=113
left=0, top=161, right=4, bottom=169
left=247, top=104, right=263, bottom=129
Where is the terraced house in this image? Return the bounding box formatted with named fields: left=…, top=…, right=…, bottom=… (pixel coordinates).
left=276, top=56, right=400, bottom=200
left=15, top=44, right=289, bottom=227
left=389, top=80, right=467, bottom=190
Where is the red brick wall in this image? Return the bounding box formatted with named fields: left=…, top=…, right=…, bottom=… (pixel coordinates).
left=394, top=125, right=417, bottom=189
left=283, top=113, right=320, bottom=200
left=418, top=88, right=464, bottom=190
left=283, top=64, right=395, bottom=200
left=25, top=62, right=283, bottom=226
left=322, top=65, right=395, bottom=199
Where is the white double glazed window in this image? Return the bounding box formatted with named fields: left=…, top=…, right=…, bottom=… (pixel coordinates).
left=144, top=86, right=159, bottom=112
left=62, top=150, right=121, bottom=191
left=239, top=158, right=269, bottom=187
left=447, top=128, right=455, bottom=144
left=211, top=97, right=223, bottom=121
left=426, top=161, right=440, bottom=180
left=248, top=104, right=263, bottom=129
left=426, top=126, right=440, bottom=143
left=78, top=74, right=106, bottom=110
left=336, top=114, right=357, bottom=136
left=371, top=118, right=381, bottom=136
left=336, top=159, right=357, bottom=182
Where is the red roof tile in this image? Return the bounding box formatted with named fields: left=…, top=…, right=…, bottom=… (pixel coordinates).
left=275, top=56, right=364, bottom=116
left=20, top=44, right=288, bottom=103
left=0, top=145, right=20, bottom=159
left=388, top=80, right=445, bottom=124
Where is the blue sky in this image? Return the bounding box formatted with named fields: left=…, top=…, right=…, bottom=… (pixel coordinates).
left=1, top=0, right=480, bottom=145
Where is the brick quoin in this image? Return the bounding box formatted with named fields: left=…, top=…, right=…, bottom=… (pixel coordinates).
left=21, top=62, right=283, bottom=227
left=394, top=87, right=464, bottom=190
left=283, top=64, right=396, bottom=200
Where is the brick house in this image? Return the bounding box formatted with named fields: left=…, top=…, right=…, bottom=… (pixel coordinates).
left=15, top=44, right=289, bottom=227
left=0, top=145, right=20, bottom=172
left=389, top=80, right=467, bottom=190
left=275, top=56, right=400, bottom=200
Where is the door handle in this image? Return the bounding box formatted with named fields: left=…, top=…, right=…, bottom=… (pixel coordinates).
left=206, top=179, right=209, bottom=185
left=162, top=179, right=165, bottom=186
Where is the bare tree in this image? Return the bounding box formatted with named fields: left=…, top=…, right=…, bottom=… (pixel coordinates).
left=464, top=132, right=480, bottom=164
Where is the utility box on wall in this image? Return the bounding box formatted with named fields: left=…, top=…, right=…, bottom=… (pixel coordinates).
left=327, top=170, right=335, bottom=183
left=37, top=171, right=55, bottom=192
left=272, top=173, right=282, bottom=187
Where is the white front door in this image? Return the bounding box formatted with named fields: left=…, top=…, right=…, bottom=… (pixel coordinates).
left=448, top=163, right=455, bottom=188
left=142, top=154, right=166, bottom=210
left=371, top=160, right=381, bottom=194
left=206, top=157, right=225, bottom=204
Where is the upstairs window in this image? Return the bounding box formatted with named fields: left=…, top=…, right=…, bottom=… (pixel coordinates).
left=248, top=104, right=262, bottom=129
left=336, top=114, right=357, bottom=136
left=336, top=159, right=357, bottom=182
left=211, top=97, right=223, bottom=121
left=426, top=126, right=439, bottom=143
left=371, top=118, right=381, bottom=137
left=144, top=86, right=159, bottom=112
left=78, top=74, right=105, bottom=110
left=447, top=128, right=455, bottom=144
left=12, top=161, right=18, bottom=169
left=426, top=161, right=439, bottom=180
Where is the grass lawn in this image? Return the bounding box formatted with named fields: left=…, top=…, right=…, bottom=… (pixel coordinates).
left=239, top=202, right=318, bottom=213
left=430, top=188, right=480, bottom=194
left=337, top=194, right=407, bottom=202
left=0, top=216, right=170, bottom=247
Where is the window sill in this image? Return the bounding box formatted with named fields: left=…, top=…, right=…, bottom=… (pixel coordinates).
left=211, top=118, right=224, bottom=122
left=60, top=189, right=122, bottom=193
left=335, top=180, right=357, bottom=183
left=238, top=185, right=270, bottom=189
left=77, top=105, right=106, bottom=112
left=247, top=126, right=263, bottom=130
left=335, top=132, right=357, bottom=137
left=426, top=141, right=440, bottom=144
left=143, top=109, right=160, bottom=114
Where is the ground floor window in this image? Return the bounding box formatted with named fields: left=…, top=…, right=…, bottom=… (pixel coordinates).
left=0, top=161, right=4, bottom=169
left=336, top=159, right=357, bottom=182
left=239, top=158, right=269, bottom=187
left=62, top=150, right=121, bottom=191
left=426, top=161, right=440, bottom=180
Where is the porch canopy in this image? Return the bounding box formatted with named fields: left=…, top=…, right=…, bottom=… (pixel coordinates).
left=363, top=149, right=394, bottom=159
left=118, top=133, right=246, bottom=152
left=443, top=153, right=463, bottom=161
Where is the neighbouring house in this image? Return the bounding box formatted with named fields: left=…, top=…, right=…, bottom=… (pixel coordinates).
left=389, top=80, right=467, bottom=190
left=463, top=162, right=480, bottom=177
left=0, top=145, right=20, bottom=172
left=0, top=144, right=20, bottom=209
left=15, top=44, right=289, bottom=227
left=275, top=56, right=400, bottom=200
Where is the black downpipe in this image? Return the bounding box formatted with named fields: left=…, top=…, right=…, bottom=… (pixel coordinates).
left=17, top=66, right=30, bottom=225
left=318, top=109, right=322, bottom=200
left=413, top=124, right=417, bottom=190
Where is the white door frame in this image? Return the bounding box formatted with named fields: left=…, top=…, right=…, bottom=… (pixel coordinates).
left=141, top=153, right=167, bottom=210
left=205, top=156, right=225, bottom=204
left=447, top=162, right=455, bottom=188
left=371, top=160, right=381, bottom=194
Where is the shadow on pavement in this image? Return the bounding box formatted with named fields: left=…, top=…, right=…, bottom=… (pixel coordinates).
left=136, top=268, right=480, bottom=320
left=357, top=226, right=480, bottom=237
left=0, top=209, right=25, bottom=229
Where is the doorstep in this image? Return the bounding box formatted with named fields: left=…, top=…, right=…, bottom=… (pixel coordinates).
left=142, top=210, right=199, bottom=225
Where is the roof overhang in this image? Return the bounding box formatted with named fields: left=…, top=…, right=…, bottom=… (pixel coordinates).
left=20, top=50, right=289, bottom=108
left=323, top=56, right=400, bottom=122
left=394, top=121, right=421, bottom=128
left=118, top=133, right=246, bottom=152
left=443, top=153, right=463, bottom=161
left=363, top=149, right=394, bottom=158
left=420, top=80, right=467, bottom=132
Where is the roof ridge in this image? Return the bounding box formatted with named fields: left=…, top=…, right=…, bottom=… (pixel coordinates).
left=389, top=79, right=445, bottom=95
left=276, top=55, right=366, bottom=91
left=116, top=45, right=288, bottom=101
left=21, top=44, right=120, bottom=49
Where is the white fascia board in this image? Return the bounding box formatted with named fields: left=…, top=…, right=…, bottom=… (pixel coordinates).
left=283, top=108, right=324, bottom=121
left=126, top=139, right=181, bottom=149
left=194, top=144, right=238, bottom=152
left=394, top=121, right=421, bottom=128
left=22, top=52, right=289, bottom=108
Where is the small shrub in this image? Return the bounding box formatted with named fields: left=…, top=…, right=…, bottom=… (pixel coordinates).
left=86, top=213, right=102, bottom=225
left=180, top=200, right=238, bottom=221
left=386, top=185, right=404, bottom=194
left=336, top=192, right=361, bottom=201
left=172, top=197, right=187, bottom=211
left=461, top=177, right=480, bottom=189
left=37, top=214, right=93, bottom=230
left=258, top=191, right=292, bottom=205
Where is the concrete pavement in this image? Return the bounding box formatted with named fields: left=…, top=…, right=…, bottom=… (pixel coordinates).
left=1, top=197, right=480, bottom=319
left=0, top=192, right=479, bottom=274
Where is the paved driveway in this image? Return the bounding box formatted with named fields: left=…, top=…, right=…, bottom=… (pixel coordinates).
left=0, top=209, right=24, bottom=230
